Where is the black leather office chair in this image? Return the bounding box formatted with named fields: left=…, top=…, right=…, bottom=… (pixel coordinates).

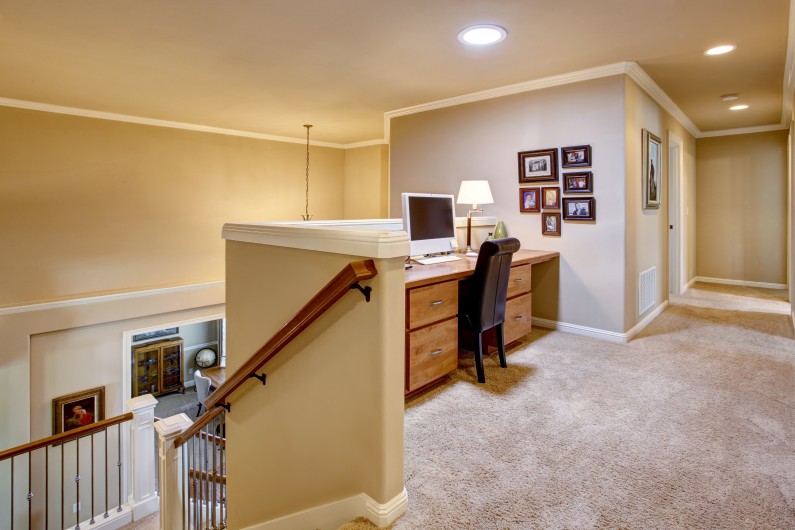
left=458, top=238, right=521, bottom=383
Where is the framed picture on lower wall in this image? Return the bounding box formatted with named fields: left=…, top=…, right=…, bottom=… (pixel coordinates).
left=542, top=212, right=561, bottom=236
left=519, top=188, right=540, bottom=212
left=562, top=197, right=596, bottom=221
left=53, top=386, right=105, bottom=435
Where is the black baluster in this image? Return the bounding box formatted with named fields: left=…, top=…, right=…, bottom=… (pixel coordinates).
left=11, top=457, right=14, bottom=530
left=61, top=443, right=64, bottom=530
left=75, top=437, right=81, bottom=530
left=116, top=424, right=122, bottom=513
left=45, top=446, right=49, bottom=530
left=90, top=433, right=95, bottom=525
left=103, top=430, right=109, bottom=519
left=27, top=452, right=32, bottom=530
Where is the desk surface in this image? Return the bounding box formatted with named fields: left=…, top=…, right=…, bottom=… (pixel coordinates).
left=405, top=249, right=559, bottom=289
left=202, top=366, right=226, bottom=389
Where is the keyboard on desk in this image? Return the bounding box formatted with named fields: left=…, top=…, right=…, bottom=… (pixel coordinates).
left=412, top=254, right=463, bottom=265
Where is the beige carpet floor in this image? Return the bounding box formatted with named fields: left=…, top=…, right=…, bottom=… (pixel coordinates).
left=341, top=282, right=795, bottom=529
left=124, top=283, right=795, bottom=529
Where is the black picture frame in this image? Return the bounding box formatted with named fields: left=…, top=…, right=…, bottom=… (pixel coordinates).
left=563, top=172, right=593, bottom=193
left=562, top=197, right=596, bottom=221
left=561, top=145, right=592, bottom=168
left=518, top=148, right=558, bottom=183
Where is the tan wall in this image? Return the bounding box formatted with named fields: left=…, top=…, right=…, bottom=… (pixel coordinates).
left=390, top=76, right=628, bottom=333
left=344, top=144, right=390, bottom=219
left=0, top=106, right=346, bottom=308
left=696, top=130, right=788, bottom=284
left=623, top=78, right=697, bottom=329
left=224, top=241, right=404, bottom=527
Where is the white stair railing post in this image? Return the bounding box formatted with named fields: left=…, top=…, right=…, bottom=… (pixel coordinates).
left=126, top=394, right=159, bottom=521
left=155, top=414, right=193, bottom=530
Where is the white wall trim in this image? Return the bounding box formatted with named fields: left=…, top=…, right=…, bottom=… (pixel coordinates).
left=698, top=124, right=789, bottom=138
left=682, top=277, right=697, bottom=292
left=624, top=63, right=700, bottom=137
left=0, top=281, right=225, bottom=317
left=0, top=96, right=385, bottom=150
left=184, top=340, right=220, bottom=352
left=531, top=317, right=628, bottom=344
left=626, top=301, right=669, bottom=341
left=693, top=276, right=788, bottom=290
left=532, top=302, right=669, bottom=343
left=222, top=221, right=410, bottom=258
left=241, top=488, right=407, bottom=530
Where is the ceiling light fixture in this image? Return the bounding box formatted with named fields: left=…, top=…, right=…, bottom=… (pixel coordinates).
left=704, top=44, right=736, bottom=56
left=729, top=104, right=749, bottom=111
left=720, top=93, right=739, bottom=101
left=458, top=24, right=507, bottom=46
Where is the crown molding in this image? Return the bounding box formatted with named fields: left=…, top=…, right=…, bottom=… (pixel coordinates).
left=0, top=97, right=387, bottom=149
left=698, top=124, right=789, bottom=138
left=623, top=62, right=701, bottom=137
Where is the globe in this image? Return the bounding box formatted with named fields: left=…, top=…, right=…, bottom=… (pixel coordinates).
left=195, top=348, right=217, bottom=368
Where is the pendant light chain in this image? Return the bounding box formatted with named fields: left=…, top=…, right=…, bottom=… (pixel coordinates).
left=303, top=124, right=313, bottom=221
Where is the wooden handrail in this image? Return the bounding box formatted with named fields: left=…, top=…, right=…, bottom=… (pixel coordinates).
left=0, top=413, right=134, bottom=462
left=189, top=468, right=227, bottom=486
left=204, top=259, right=377, bottom=412
left=174, top=407, right=224, bottom=448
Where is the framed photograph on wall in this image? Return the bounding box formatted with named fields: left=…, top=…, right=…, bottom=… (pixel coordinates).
left=561, top=145, right=592, bottom=167
left=562, top=197, right=596, bottom=221
left=53, top=386, right=105, bottom=435
left=519, top=187, right=540, bottom=212
left=542, top=212, right=561, bottom=236
left=563, top=172, right=593, bottom=193
left=542, top=186, right=560, bottom=209
left=642, top=129, right=662, bottom=209
left=518, top=148, right=558, bottom=183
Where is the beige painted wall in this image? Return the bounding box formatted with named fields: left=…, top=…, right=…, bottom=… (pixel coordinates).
left=344, top=144, right=390, bottom=219
left=390, top=76, right=628, bottom=333
left=0, top=105, right=346, bottom=308
left=224, top=241, right=404, bottom=527
left=623, top=78, right=697, bottom=329
left=696, top=130, right=788, bottom=284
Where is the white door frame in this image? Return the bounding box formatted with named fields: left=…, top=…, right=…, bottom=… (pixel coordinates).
left=668, top=131, right=686, bottom=294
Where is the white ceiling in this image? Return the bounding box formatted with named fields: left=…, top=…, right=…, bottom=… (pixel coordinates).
left=0, top=0, right=791, bottom=145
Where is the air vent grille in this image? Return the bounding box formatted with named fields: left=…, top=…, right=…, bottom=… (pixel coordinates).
left=639, top=266, right=656, bottom=315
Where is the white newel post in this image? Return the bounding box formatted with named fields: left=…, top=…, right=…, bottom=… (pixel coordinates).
left=156, top=413, right=193, bottom=530
left=126, top=394, right=160, bottom=520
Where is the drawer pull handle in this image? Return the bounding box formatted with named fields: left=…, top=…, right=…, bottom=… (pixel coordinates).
left=428, top=349, right=444, bottom=356
left=513, top=278, right=525, bottom=283
left=514, top=316, right=524, bottom=320
left=429, top=300, right=445, bottom=307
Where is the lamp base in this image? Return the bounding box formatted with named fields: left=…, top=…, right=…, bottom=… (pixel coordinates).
left=463, top=246, right=478, bottom=257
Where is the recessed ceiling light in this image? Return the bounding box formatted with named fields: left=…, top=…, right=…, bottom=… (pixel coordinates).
left=720, top=93, right=739, bottom=101
left=458, top=25, right=507, bottom=46
left=704, top=44, right=736, bottom=56
left=729, top=104, right=749, bottom=111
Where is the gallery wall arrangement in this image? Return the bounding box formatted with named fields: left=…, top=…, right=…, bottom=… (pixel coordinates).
left=518, top=144, right=596, bottom=236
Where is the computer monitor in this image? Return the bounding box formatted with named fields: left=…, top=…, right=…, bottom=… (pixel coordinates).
left=401, top=192, right=457, bottom=256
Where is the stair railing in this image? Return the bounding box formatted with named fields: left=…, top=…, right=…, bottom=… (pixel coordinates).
left=0, top=413, right=133, bottom=530
left=162, top=259, right=377, bottom=530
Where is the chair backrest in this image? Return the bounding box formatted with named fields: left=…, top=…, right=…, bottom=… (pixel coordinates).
left=467, top=237, right=521, bottom=331
left=194, top=369, right=212, bottom=404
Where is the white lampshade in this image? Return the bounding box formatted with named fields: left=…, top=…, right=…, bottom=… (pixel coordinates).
left=457, top=180, right=494, bottom=207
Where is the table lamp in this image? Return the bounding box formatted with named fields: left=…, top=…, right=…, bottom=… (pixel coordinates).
left=457, top=180, right=494, bottom=256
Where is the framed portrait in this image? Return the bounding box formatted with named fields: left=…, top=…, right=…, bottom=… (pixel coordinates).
left=642, top=129, right=662, bottom=209
left=542, top=212, right=561, bottom=236
left=519, top=187, right=540, bottom=213
left=541, top=187, right=560, bottom=209
left=562, top=197, right=596, bottom=221
left=563, top=172, right=593, bottom=193
left=133, top=327, right=178, bottom=343
left=53, top=386, right=105, bottom=435
left=518, top=148, right=558, bottom=183
left=561, top=145, right=592, bottom=168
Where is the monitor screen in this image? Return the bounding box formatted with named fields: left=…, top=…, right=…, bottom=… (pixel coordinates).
left=401, top=193, right=457, bottom=256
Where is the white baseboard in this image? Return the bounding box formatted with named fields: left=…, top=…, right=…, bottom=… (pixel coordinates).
left=532, top=317, right=627, bottom=343
left=132, top=494, right=159, bottom=521
left=242, top=488, right=408, bottom=530
left=532, top=301, right=669, bottom=344
left=71, top=504, right=133, bottom=530
left=682, top=277, right=697, bottom=292
left=694, top=276, right=787, bottom=290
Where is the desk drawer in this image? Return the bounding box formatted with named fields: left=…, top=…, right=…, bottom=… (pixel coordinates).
left=407, top=280, right=458, bottom=330
left=507, top=264, right=532, bottom=299
left=504, top=292, right=532, bottom=344
left=407, top=318, right=458, bottom=392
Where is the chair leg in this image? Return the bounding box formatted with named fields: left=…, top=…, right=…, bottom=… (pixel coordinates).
left=496, top=323, right=507, bottom=368
left=474, top=331, right=486, bottom=384
left=196, top=403, right=203, bottom=417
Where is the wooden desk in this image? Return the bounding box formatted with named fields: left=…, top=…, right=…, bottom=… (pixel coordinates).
left=404, top=249, right=558, bottom=395
left=202, top=366, right=226, bottom=390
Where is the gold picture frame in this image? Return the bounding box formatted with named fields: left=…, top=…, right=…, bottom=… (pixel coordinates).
left=53, top=386, right=105, bottom=435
